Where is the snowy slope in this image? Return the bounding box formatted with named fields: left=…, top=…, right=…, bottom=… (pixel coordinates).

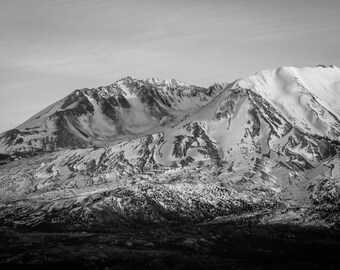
left=239, top=65, right=340, bottom=138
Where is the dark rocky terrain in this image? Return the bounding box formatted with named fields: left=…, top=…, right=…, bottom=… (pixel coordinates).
left=1, top=223, right=340, bottom=270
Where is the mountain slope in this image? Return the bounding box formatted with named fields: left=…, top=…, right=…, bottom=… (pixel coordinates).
left=0, top=66, right=340, bottom=231
left=0, top=77, right=218, bottom=154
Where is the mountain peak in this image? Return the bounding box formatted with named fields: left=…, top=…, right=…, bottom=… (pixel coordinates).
left=114, top=76, right=137, bottom=85
left=0, top=76, right=218, bottom=154
left=145, top=78, right=190, bottom=87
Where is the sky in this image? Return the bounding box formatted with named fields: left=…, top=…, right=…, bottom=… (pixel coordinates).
left=1, top=0, right=340, bottom=132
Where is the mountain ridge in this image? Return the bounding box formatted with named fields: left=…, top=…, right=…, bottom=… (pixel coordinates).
left=0, top=65, right=340, bottom=231
left=0, top=76, right=220, bottom=154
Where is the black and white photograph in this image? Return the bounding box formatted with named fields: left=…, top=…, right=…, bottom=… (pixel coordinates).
left=0, top=0, right=340, bottom=269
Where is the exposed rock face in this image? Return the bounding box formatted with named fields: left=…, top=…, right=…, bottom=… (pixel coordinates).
left=1, top=66, right=340, bottom=231
left=0, top=77, right=215, bottom=154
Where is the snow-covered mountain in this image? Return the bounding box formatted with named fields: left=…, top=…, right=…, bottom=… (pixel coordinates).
left=0, top=77, right=217, bottom=154
left=0, top=66, right=340, bottom=231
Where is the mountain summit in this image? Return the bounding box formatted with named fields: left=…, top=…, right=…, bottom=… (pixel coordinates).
left=0, top=77, right=217, bottom=153
left=0, top=65, right=340, bottom=231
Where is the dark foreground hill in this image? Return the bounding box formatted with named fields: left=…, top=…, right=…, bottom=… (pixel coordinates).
left=1, top=223, right=340, bottom=270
